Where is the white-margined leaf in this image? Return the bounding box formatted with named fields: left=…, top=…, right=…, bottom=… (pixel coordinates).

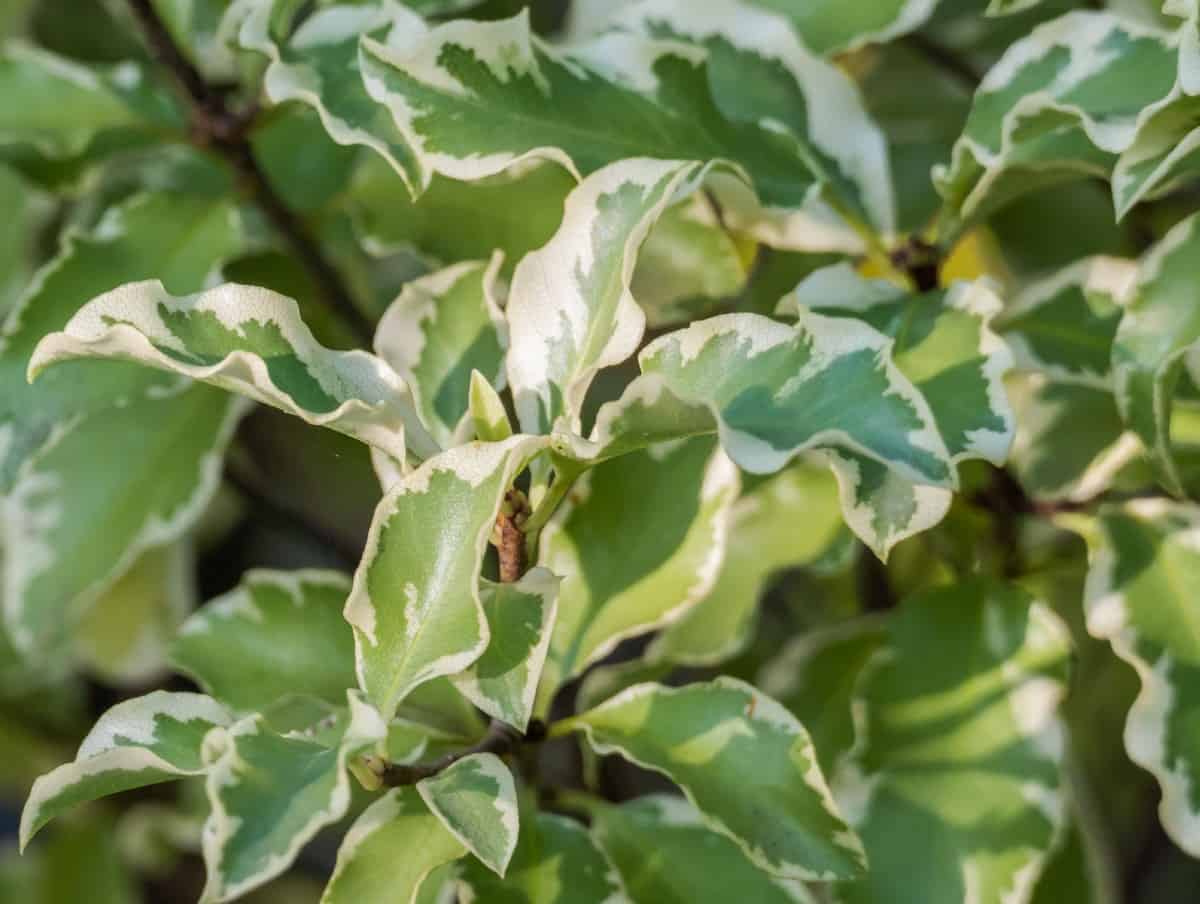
left=829, top=581, right=1071, bottom=904
left=2, top=381, right=245, bottom=653
left=20, top=691, right=232, bottom=849
left=322, top=786, right=467, bottom=904
left=1112, top=211, right=1200, bottom=496
left=227, top=0, right=427, bottom=190
left=1077, top=501, right=1200, bottom=857
left=459, top=809, right=628, bottom=904
left=451, top=568, right=559, bottom=732
left=936, top=11, right=1178, bottom=234
left=591, top=794, right=814, bottom=903
left=200, top=691, right=387, bottom=902
left=28, top=279, right=437, bottom=462
left=557, top=677, right=866, bottom=881
left=170, top=569, right=356, bottom=712
left=345, top=436, right=547, bottom=721
left=507, top=158, right=708, bottom=435
left=538, top=438, right=737, bottom=706
left=416, top=752, right=518, bottom=876
left=375, top=255, right=506, bottom=448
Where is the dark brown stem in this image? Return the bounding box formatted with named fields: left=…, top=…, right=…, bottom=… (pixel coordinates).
left=124, top=0, right=374, bottom=344
left=379, top=720, right=530, bottom=786
left=890, top=236, right=942, bottom=293
left=496, top=489, right=529, bottom=583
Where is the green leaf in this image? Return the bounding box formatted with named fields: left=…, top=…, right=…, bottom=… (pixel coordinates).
left=1112, top=211, right=1200, bottom=496
left=538, top=438, right=738, bottom=700
left=322, top=786, right=467, bottom=904
left=591, top=794, right=814, bottom=903
left=936, top=11, right=1178, bottom=234
left=830, top=581, right=1071, bottom=904
left=0, top=42, right=178, bottom=158
left=745, top=0, right=940, bottom=55
left=170, top=569, right=357, bottom=712
left=1077, top=501, right=1200, bottom=857
left=2, top=381, right=245, bottom=653
left=507, top=158, right=707, bottom=434
left=201, top=691, right=387, bottom=902
left=346, top=436, right=547, bottom=721
left=469, top=370, right=513, bottom=442
left=558, top=677, right=866, bottom=880
left=28, top=279, right=437, bottom=462
left=459, top=809, right=627, bottom=904
left=0, top=193, right=244, bottom=491
left=375, top=256, right=506, bottom=448
left=647, top=461, right=849, bottom=668
left=451, top=569, right=559, bottom=732
left=759, top=617, right=886, bottom=776
left=228, top=0, right=426, bottom=191
left=358, top=11, right=887, bottom=228
left=20, top=691, right=232, bottom=849
left=417, top=752, right=518, bottom=876
left=73, top=542, right=194, bottom=687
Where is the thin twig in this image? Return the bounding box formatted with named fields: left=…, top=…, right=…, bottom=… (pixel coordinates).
left=379, top=719, right=546, bottom=787
left=124, top=0, right=374, bottom=344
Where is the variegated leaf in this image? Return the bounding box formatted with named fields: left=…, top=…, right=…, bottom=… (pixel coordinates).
left=375, top=255, right=506, bottom=448
left=507, top=158, right=707, bottom=435
left=345, top=436, right=547, bottom=721
left=170, top=570, right=356, bottom=712
left=2, top=381, right=245, bottom=653
left=936, top=12, right=1178, bottom=235
left=1112, top=211, right=1200, bottom=496
left=538, top=438, right=738, bottom=705
left=417, top=752, right=518, bottom=876
left=829, top=581, right=1071, bottom=904
left=557, top=677, right=866, bottom=880
left=20, top=691, right=232, bottom=849
left=591, top=795, right=813, bottom=903
left=201, top=691, right=387, bottom=902
left=0, top=193, right=243, bottom=491
left=1078, top=501, right=1200, bottom=857
left=359, top=11, right=887, bottom=233
left=227, top=0, right=426, bottom=190
left=322, top=786, right=467, bottom=904
left=451, top=569, right=559, bottom=732
left=28, top=279, right=437, bottom=462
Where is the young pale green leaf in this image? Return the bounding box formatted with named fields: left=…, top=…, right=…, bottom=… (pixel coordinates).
left=507, top=158, right=707, bottom=435
left=359, top=10, right=885, bottom=232
left=322, top=786, right=467, bottom=904
left=170, top=569, right=356, bottom=712
left=451, top=569, right=559, bottom=732
left=1112, top=212, right=1200, bottom=496
left=996, top=256, right=1135, bottom=388
left=73, top=542, right=194, bottom=687
left=21, top=691, right=232, bottom=850
left=228, top=0, right=426, bottom=190
left=758, top=618, right=886, bottom=776
left=459, top=809, right=627, bottom=904
left=936, top=11, right=1178, bottom=233
left=345, top=436, right=548, bottom=721
left=558, top=677, right=866, bottom=881
left=0, top=193, right=243, bottom=492
left=608, top=0, right=895, bottom=234
left=1078, top=501, right=1200, bottom=857
left=375, top=255, right=506, bottom=448
left=638, top=309, right=954, bottom=484
left=647, top=461, right=849, bottom=668
left=201, top=691, right=387, bottom=903
left=28, top=279, right=437, bottom=462
left=538, top=439, right=738, bottom=703
left=2, top=381, right=245, bottom=653
left=416, top=753, right=519, bottom=876
left=469, top=370, right=513, bottom=442
left=830, top=581, right=1071, bottom=904
left=0, top=43, right=178, bottom=158
left=591, top=795, right=813, bottom=903
left=743, top=0, right=938, bottom=55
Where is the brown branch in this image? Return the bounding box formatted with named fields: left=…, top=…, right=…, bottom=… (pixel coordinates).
left=890, top=236, right=942, bottom=293
left=496, top=490, right=528, bottom=583
left=124, top=0, right=374, bottom=344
